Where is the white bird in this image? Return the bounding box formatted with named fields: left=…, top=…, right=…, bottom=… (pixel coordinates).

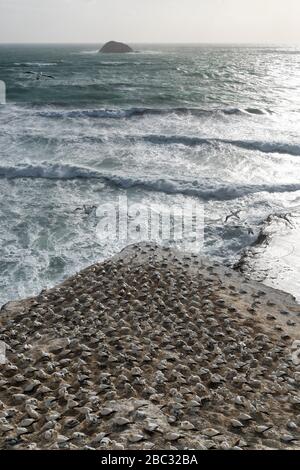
left=25, top=404, right=40, bottom=420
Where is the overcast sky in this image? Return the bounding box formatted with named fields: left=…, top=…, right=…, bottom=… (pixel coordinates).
left=0, top=0, right=300, bottom=44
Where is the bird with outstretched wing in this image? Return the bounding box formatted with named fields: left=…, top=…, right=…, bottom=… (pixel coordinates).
left=24, top=71, right=55, bottom=80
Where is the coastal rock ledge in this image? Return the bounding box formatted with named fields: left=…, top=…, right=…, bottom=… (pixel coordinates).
left=99, top=41, right=133, bottom=53
left=0, top=243, right=300, bottom=450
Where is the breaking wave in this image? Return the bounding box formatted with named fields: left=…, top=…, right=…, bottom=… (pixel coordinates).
left=141, top=135, right=300, bottom=156
left=1, top=163, right=300, bottom=201
left=75, top=50, right=99, bottom=55
left=14, top=62, right=59, bottom=67
left=35, top=106, right=271, bottom=120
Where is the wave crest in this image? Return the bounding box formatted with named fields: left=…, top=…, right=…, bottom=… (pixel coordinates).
left=35, top=106, right=270, bottom=120
left=1, top=163, right=300, bottom=201
left=141, top=135, right=300, bottom=156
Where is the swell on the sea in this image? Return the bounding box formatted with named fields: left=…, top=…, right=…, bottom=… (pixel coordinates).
left=1, top=162, right=300, bottom=201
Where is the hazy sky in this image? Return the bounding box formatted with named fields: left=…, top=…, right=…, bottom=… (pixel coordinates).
left=0, top=0, right=300, bottom=44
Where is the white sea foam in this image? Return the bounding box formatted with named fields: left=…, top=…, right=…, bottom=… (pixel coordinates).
left=1, top=43, right=300, bottom=306
left=14, top=62, right=58, bottom=66
left=236, top=212, right=300, bottom=302
left=1, top=162, right=300, bottom=201
left=74, top=50, right=99, bottom=55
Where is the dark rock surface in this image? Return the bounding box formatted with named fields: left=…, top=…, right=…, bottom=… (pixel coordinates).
left=99, top=41, right=133, bottom=53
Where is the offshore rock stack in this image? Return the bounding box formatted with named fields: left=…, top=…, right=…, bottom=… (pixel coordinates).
left=99, top=41, right=133, bottom=53
left=0, top=243, right=299, bottom=450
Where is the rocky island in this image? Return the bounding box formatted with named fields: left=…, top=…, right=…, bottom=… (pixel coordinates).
left=99, top=41, right=133, bottom=53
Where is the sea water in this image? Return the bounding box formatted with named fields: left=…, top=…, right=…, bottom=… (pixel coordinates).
left=0, top=43, right=300, bottom=304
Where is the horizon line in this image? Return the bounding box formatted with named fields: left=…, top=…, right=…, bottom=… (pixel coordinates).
left=0, top=41, right=299, bottom=46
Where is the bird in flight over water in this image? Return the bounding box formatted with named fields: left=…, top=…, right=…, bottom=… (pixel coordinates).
left=224, top=210, right=242, bottom=223
left=24, top=71, right=55, bottom=80
left=224, top=210, right=254, bottom=235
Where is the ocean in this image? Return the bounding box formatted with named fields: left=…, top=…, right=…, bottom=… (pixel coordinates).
left=0, top=43, right=300, bottom=305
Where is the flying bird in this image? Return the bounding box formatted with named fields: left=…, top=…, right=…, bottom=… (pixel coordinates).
left=224, top=209, right=255, bottom=236
left=74, top=205, right=97, bottom=216
left=24, top=71, right=55, bottom=80
left=224, top=210, right=242, bottom=224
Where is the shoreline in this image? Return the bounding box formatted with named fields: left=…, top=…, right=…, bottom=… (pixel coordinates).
left=1, top=242, right=300, bottom=450
left=234, top=212, right=300, bottom=303
left=3, top=241, right=299, bottom=316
